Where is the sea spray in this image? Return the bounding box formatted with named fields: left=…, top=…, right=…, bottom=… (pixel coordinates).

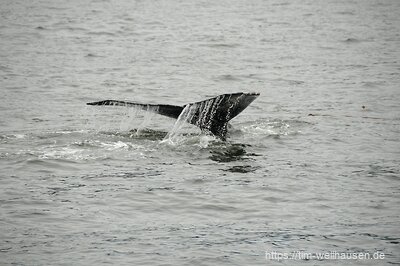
left=161, top=101, right=222, bottom=147
left=161, top=104, right=197, bottom=145
left=119, top=105, right=159, bottom=135
left=162, top=96, right=224, bottom=145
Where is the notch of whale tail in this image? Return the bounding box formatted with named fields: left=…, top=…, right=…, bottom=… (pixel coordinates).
left=87, top=92, right=260, bottom=140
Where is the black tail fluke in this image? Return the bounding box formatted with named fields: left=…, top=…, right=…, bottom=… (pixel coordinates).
left=87, top=100, right=184, bottom=120
left=87, top=92, right=259, bottom=140
left=182, top=92, right=259, bottom=139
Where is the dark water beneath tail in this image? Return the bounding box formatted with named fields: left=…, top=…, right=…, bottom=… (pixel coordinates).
left=1, top=0, right=399, bottom=265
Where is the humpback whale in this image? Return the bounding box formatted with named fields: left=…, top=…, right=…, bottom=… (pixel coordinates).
left=87, top=92, right=260, bottom=140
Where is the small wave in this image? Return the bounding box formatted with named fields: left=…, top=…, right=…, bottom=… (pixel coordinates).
left=84, top=53, right=104, bottom=58
left=343, top=38, right=362, bottom=43
left=214, top=74, right=264, bottom=82
left=272, top=78, right=305, bottom=85
left=160, top=133, right=216, bottom=149
left=365, top=164, right=399, bottom=181
left=32, top=117, right=47, bottom=122
left=126, top=128, right=168, bottom=141
left=38, top=147, right=103, bottom=161
left=60, top=26, right=88, bottom=32
left=20, top=158, right=80, bottom=172
left=76, top=138, right=147, bottom=151
left=272, top=2, right=290, bottom=6
left=208, top=143, right=256, bottom=163
left=336, top=11, right=355, bottom=15
left=223, top=165, right=260, bottom=173
left=216, top=74, right=241, bottom=81
left=240, top=119, right=302, bottom=137
left=0, top=134, right=26, bottom=140
left=33, top=136, right=146, bottom=160
left=361, top=81, right=384, bottom=88
left=99, top=141, right=132, bottom=150
left=200, top=43, right=240, bottom=48
left=88, top=31, right=116, bottom=36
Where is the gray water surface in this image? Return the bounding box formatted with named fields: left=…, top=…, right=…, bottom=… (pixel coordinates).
left=1, top=0, right=399, bottom=265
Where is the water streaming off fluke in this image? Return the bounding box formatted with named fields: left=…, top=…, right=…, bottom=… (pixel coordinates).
left=87, top=92, right=260, bottom=140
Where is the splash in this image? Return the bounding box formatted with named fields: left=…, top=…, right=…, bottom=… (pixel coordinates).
left=122, top=105, right=159, bottom=136
left=161, top=104, right=198, bottom=145
left=161, top=95, right=248, bottom=145
left=161, top=95, right=232, bottom=145
left=85, top=103, right=160, bottom=134
left=87, top=92, right=260, bottom=140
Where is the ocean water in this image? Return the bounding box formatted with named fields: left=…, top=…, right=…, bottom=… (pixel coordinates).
left=1, top=0, right=399, bottom=265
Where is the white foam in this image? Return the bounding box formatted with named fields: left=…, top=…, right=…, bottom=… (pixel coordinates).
left=241, top=121, right=292, bottom=136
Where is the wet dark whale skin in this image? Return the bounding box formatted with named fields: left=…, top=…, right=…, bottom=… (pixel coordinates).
left=87, top=92, right=260, bottom=140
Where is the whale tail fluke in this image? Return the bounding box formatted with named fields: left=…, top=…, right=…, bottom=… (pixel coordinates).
left=87, top=92, right=259, bottom=140
left=87, top=100, right=184, bottom=120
